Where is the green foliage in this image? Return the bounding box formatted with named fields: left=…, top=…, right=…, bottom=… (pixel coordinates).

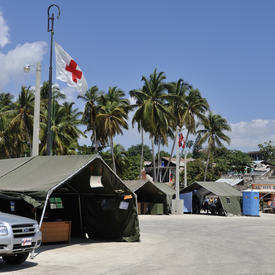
left=181, top=147, right=253, bottom=185
left=127, top=144, right=152, bottom=161
left=214, top=147, right=252, bottom=173
left=258, top=141, right=275, bottom=164
left=180, top=159, right=205, bottom=185
left=159, top=150, right=170, bottom=158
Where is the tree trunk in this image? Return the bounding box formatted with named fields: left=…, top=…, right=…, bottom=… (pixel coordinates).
left=204, top=148, right=211, bottom=182
left=157, top=140, right=161, bottom=182
left=183, top=130, right=190, bottom=152
left=151, top=137, right=156, bottom=182
left=94, top=126, right=98, bottom=153
left=139, top=128, right=144, bottom=179
left=162, top=133, right=176, bottom=181
left=110, top=136, right=116, bottom=173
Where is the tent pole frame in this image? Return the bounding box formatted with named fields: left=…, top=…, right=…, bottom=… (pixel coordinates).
left=39, top=191, right=52, bottom=228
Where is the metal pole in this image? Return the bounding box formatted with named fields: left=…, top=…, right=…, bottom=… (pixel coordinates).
left=32, top=62, right=41, bottom=157
left=175, top=126, right=180, bottom=200
left=184, top=152, right=187, bottom=188
left=47, top=5, right=60, bottom=156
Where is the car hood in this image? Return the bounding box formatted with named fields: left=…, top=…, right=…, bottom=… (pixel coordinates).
left=0, top=212, right=37, bottom=225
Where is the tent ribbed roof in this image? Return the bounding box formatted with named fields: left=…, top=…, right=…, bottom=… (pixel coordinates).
left=0, top=155, right=98, bottom=192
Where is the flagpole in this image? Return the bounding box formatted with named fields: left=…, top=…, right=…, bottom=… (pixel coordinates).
left=47, top=4, right=60, bottom=156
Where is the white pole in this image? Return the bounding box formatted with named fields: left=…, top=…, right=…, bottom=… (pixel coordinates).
left=32, top=62, right=41, bottom=157
left=184, top=152, right=187, bottom=188
left=175, top=126, right=180, bottom=200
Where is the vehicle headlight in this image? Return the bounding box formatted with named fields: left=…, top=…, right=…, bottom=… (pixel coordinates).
left=0, top=226, right=8, bottom=236
left=34, top=223, right=40, bottom=233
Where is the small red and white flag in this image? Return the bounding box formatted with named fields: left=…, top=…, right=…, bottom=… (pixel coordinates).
left=55, top=42, right=88, bottom=95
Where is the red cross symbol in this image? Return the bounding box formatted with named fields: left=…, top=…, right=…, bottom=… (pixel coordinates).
left=65, top=60, right=82, bottom=83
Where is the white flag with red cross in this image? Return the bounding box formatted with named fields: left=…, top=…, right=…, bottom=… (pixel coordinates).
left=55, top=42, right=88, bottom=95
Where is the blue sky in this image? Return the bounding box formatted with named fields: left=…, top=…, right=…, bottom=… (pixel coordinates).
left=0, top=1, right=274, bottom=152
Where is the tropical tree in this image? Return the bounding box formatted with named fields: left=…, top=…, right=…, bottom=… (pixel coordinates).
left=197, top=112, right=231, bottom=181
left=78, top=86, right=103, bottom=152
left=129, top=90, right=146, bottom=178
left=258, top=141, right=275, bottom=164
left=0, top=92, right=14, bottom=111
left=130, top=69, right=173, bottom=181
left=40, top=102, right=83, bottom=155
left=97, top=88, right=129, bottom=173
left=0, top=114, right=13, bottom=158
left=5, top=86, right=34, bottom=156
left=183, top=88, right=209, bottom=143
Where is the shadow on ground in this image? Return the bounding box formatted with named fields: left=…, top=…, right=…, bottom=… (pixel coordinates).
left=36, top=237, right=122, bottom=254
left=0, top=260, right=37, bottom=273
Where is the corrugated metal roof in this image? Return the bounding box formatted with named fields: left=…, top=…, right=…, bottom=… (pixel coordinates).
left=216, top=178, right=244, bottom=186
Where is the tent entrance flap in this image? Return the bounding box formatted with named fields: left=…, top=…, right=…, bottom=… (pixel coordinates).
left=81, top=194, right=139, bottom=242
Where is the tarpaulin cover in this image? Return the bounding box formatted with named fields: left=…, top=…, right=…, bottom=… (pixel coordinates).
left=0, top=155, right=140, bottom=242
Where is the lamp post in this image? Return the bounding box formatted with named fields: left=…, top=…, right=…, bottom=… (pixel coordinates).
left=47, top=4, right=60, bottom=155
left=24, top=62, right=41, bottom=157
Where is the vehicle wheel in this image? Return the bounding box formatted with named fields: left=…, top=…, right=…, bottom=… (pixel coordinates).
left=2, top=252, right=29, bottom=265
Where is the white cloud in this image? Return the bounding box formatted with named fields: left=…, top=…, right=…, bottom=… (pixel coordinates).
left=59, top=86, right=77, bottom=103
left=229, top=119, right=275, bottom=151
left=0, top=11, right=9, bottom=48
left=0, top=42, right=47, bottom=90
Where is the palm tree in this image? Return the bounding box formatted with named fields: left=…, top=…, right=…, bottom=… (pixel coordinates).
left=197, top=112, right=231, bottom=181
left=97, top=98, right=129, bottom=173
left=162, top=79, right=191, bottom=181
left=5, top=86, right=34, bottom=156
left=130, top=69, right=172, bottom=181
left=0, top=114, right=13, bottom=158
left=78, top=86, right=102, bottom=152
left=129, top=90, right=146, bottom=178
left=0, top=92, right=14, bottom=111
left=40, top=102, right=83, bottom=155
left=182, top=88, right=209, bottom=149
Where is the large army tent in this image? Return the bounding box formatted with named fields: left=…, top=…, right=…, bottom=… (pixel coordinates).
left=0, top=155, right=140, bottom=242
left=180, top=181, right=242, bottom=216
left=124, top=180, right=170, bottom=214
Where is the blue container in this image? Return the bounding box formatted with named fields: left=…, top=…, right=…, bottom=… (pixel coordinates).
left=242, top=191, right=259, bottom=216
left=180, top=192, right=192, bottom=213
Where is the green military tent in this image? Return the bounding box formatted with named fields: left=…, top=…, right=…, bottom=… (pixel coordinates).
left=124, top=180, right=170, bottom=214
left=0, top=155, right=140, bottom=242
left=180, top=181, right=242, bottom=216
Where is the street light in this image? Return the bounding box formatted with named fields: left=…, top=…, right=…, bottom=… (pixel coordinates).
left=47, top=4, right=60, bottom=156
left=24, top=62, right=41, bottom=157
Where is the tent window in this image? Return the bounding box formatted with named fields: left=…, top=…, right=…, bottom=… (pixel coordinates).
left=226, top=197, right=230, bottom=204
left=49, top=197, right=63, bottom=209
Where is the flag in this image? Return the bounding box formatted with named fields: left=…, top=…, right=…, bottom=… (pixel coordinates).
left=55, top=42, right=88, bottom=95
left=178, top=133, right=183, bottom=147
left=178, top=133, right=186, bottom=149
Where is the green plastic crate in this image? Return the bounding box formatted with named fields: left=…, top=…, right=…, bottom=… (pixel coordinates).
left=150, top=203, right=164, bottom=215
